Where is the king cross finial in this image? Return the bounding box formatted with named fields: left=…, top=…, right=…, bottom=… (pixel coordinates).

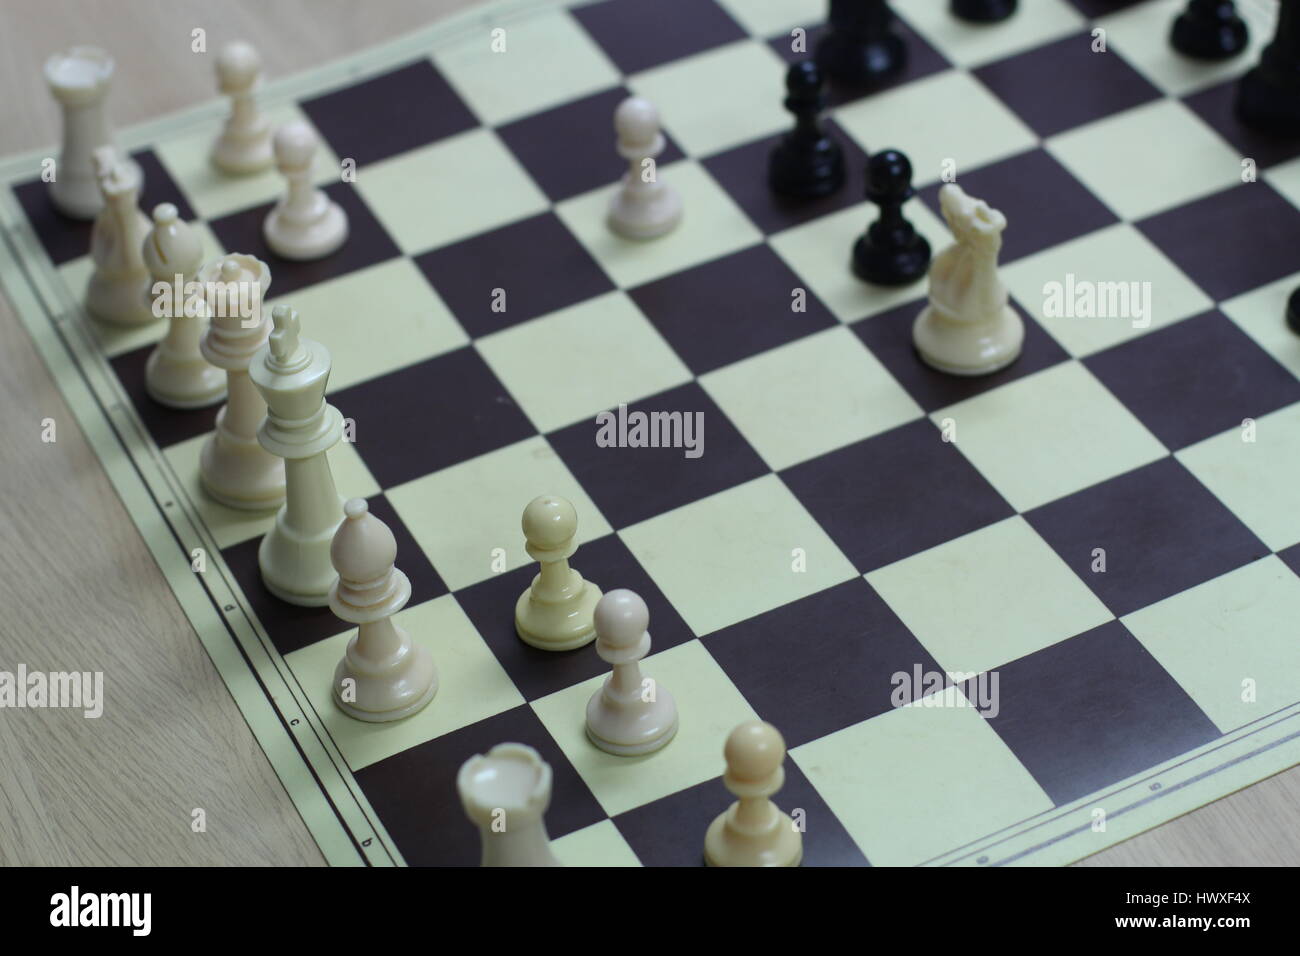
left=269, top=305, right=303, bottom=365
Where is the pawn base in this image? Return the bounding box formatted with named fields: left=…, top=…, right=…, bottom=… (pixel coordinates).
left=769, top=138, right=845, bottom=200
left=607, top=183, right=682, bottom=240
left=515, top=580, right=601, bottom=652
left=704, top=808, right=803, bottom=868
left=913, top=304, right=1024, bottom=377
left=1171, top=13, right=1248, bottom=61
left=852, top=233, right=931, bottom=286
left=211, top=127, right=275, bottom=176
left=585, top=688, right=678, bottom=756
left=264, top=202, right=348, bottom=261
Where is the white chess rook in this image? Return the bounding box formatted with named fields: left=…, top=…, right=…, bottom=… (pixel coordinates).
left=606, top=96, right=682, bottom=240
left=263, top=121, right=348, bottom=260
left=142, top=203, right=226, bottom=408
left=912, top=183, right=1024, bottom=376
left=514, top=495, right=602, bottom=651
left=210, top=40, right=274, bottom=175
left=85, top=147, right=154, bottom=326
left=585, top=589, right=678, bottom=756
left=705, top=721, right=803, bottom=867
left=329, top=498, right=437, bottom=722
left=198, top=255, right=286, bottom=511
left=458, top=743, right=562, bottom=867
left=250, top=305, right=346, bottom=606
left=45, top=46, right=141, bottom=220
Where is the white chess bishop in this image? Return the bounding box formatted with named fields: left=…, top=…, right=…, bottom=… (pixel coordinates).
left=329, top=498, right=437, bottom=722
left=585, top=589, right=678, bottom=756
left=85, top=147, right=154, bottom=326
left=210, top=40, right=274, bottom=175
left=263, top=121, right=348, bottom=260
left=514, top=495, right=602, bottom=651
left=458, top=743, right=562, bottom=867
left=607, top=96, right=682, bottom=240
left=912, top=183, right=1023, bottom=376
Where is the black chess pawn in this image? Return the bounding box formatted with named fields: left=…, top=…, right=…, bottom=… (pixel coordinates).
left=816, top=0, right=906, bottom=90
left=1171, top=0, right=1248, bottom=61
left=852, top=149, right=930, bottom=286
left=952, top=0, right=1018, bottom=24
left=768, top=60, right=846, bottom=200
left=1236, top=2, right=1300, bottom=134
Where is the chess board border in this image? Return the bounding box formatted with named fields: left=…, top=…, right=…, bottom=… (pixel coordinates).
left=3, top=0, right=1300, bottom=866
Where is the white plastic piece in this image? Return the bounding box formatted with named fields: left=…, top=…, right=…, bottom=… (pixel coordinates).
left=606, top=97, right=681, bottom=240
left=85, top=148, right=154, bottom=326
left=142, top=203, right=226, bottom=409
left=704, top=721, right=803, bottom=868
left=45, top=47, right=141, bottom=220
left=263, top=122, right=347, bottom=260
left=912, top=183, right=1024, bottom=376
left=198, top=255, right=286, bottom=511
left=585, top=589, right=678, bottom=756
left=249, top=305, right=346, bottom=606
left=458, top=743, right=562, bottom=867
left=210, top=40, right=274, bottom=175
left=514, top=495, right=601, bottom=651
left=329, top=498, right=437, bottom=721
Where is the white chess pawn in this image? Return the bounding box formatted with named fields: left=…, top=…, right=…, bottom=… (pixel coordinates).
left=142, top=203, right=226, bottom=408
left=458, top=743, right=562, bottom=867
left=45, top=46, right=142, bottom=220
left=585, top=589, right=678, bottom=756
left=210, top=40, right=274, bottom=175
left=329, top=498, right=437, bottom=722
left=263, top=121, right=348, bottom=260
left=704, top=720, right=803, bottom=868
left=912, top=183, right=1024, bottom=376
left=514, top=495, right=602, bottom=651
left=606, top=96, right=682, bottom=240
left=85, top=147, right=155, bottom=326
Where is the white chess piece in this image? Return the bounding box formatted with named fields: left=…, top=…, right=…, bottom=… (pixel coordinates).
left=458, top=743, right=562, bottom=867
left=606, top=97, right=682, bottom=240
left=45, top=46, right=141, bottom=220
left=585, top=589, right=678, bottom=756
left=514, top=495, right=602, bottom=651
left=263, top=121, right=348, bottom=260
left=210, top=40, right=274, bottom=175
left=249, top=305, right=346, bottom=606
left=85, top=147, right=155, bottom=326
left=142, top=203, right=226, bottom=408
left=329, top=498, right=437, bottom=722
left=198, top=255, right=286, bottom=511
left=704, top=720, right=803, bottom=868
left=912, top=183, right=1024, bottom=376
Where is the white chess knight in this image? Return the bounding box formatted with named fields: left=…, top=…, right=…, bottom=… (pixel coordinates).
left=210, top=40, right=274, bottom=175
left=585, top=589, right=678, bottom=756
left=912, top=183, right=1024, bottom=376
left=263, top=121, right=348, bottom=260
left=458, top=743, right=562, bottom=867
left=606, top=96, right=682, bottom=240
left=85, top=147, right=154, bottom=326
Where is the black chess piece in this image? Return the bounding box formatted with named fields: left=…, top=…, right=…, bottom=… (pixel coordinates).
left=1236, top=2, right=1300, bottom=134
left=1171, top=0, right=1249, bottom=60
left=768, top=60, right=846, bottom=200
left=816, top=0, right=907, bottom=90
left=852, top=149, right=930, bottom=286
left=951, top=0, right=1018, bottom=24
left=1286, top=286, right=1300, bottom=335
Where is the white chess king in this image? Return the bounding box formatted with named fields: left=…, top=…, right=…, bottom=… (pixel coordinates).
left=912, top=183, right=1024, bottom=376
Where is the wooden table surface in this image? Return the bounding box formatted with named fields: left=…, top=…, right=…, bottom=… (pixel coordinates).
left=1, top=0, right=1296, bottom=867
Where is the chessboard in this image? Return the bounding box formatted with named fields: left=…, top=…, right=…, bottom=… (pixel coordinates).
left=3, top=0, right=1300, bottom=867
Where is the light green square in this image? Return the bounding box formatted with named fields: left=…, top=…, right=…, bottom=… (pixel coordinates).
left=902, top=0, right=1083, bottom=68
left=386, top=435, right=612, bottom=592
left=154, top=105, right=341, bottom=221
left=1001, top=222, right=1212, bottom=358
left=1177, top=403, right=1300, bottom=552
left=866, top=516, right=1112, bottom=676
left=715, top=0, right=824, bottom=37
left=356, top=127, right=548, bottom=254
left=555, top=160, right=761, bottom=289
left=1046, top=99, right=1242, bottom=220
left=933, top=361, right=1166, bottom=511
left=477, top=290, right=692, bottom=433
left=553, top=820, right=642, bottom=867
left=1221, top=270, right=1300, bottom=381
left=283, top=595, right=524, bottom=770
left=627, top=40, right=790, bottom=157
left=1264, top=152, right=1300, bottom=215
left=1122, top=556, right=1300, bottom=733
left=768, top=200, right=949, bottom=322
left=792, top=688, right=1053, bottom=867
left=700, top=325, right=922, bottom=470
left=531, top=640, right=757, bottom=816
left=834, top=70, right=1037, bottom=186
left=620, top=474, right=857, bottom=636
left=161, top=430, right=379, bottom=550
left=267, top=258, right=467, bottom=392
left=431, top=12, right=619, bottom=126
left=1100, top=0, right=1274, bottom=97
